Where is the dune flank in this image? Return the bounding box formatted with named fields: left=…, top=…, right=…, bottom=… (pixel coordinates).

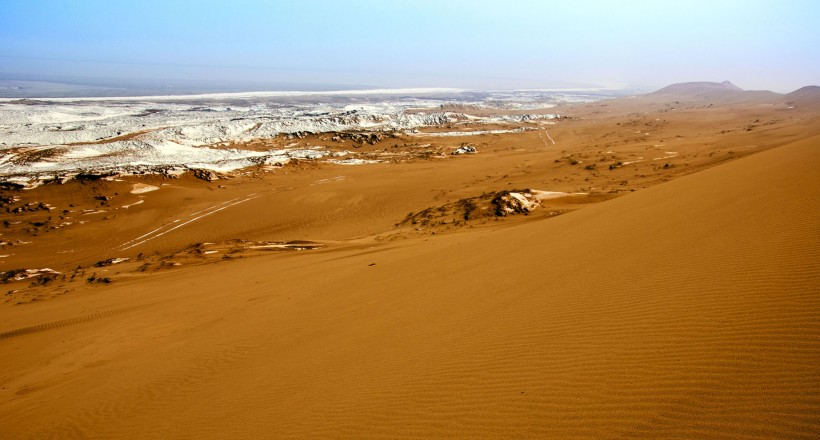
left=1, top=131, right=818, bottom=438
left=2, top=85, right=820, bottom=438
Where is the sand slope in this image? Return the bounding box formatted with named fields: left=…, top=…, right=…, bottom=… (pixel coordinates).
left=1, top=135, right=818, bottom=438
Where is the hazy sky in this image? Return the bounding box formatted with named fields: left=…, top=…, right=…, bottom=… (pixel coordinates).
left=1, top=0, right=818, bottom=92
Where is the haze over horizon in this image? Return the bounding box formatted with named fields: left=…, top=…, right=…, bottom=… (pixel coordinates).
left=1, top=0, right=819, bottom=94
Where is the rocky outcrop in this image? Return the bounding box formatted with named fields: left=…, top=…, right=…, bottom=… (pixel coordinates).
left=1, top=268, right=61, bottom=283
left=492, top=192, right=540, bottom=216
left=397, top=189, right=546, bottom=229
left=192, top=169, right=222, bottom=182
left=331, top=132, right=384, bottom=145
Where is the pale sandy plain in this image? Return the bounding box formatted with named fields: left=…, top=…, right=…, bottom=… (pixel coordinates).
left=1, top=83, right=819, bottom=438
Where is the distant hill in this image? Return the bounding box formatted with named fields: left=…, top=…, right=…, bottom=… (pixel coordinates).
left=644, top=80, right=785, bottom=104
left=651, top=81, right=743, bottom=96
left=786, top=85, right=820, bottom=101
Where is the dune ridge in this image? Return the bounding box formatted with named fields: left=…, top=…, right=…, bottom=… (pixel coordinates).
left=1, top=127, right=817, bottom=438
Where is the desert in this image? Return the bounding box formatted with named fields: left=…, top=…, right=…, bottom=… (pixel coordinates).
left=0, top=80, right=818, bottom=438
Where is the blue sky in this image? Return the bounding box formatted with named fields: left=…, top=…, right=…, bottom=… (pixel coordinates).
left=1, top=0, right=818, bottom=92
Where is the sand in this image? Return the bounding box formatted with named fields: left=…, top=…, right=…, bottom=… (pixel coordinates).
left=1, top=87, right=819, bottom=438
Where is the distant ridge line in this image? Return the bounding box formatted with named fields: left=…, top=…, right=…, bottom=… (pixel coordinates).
left=651, top=80, right=743, bottom=95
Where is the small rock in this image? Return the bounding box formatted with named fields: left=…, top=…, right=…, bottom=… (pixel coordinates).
left=451, top=145, right=477, bottom=155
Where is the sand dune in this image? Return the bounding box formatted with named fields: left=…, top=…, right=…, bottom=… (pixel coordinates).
left=1, top=127, right=817, bottom=437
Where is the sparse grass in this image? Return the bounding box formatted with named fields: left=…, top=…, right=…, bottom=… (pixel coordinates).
left=458, top=199, right=478, bottom=220
left=86, top=273, right=110, bottom=284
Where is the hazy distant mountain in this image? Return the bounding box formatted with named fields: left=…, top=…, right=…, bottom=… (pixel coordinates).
left=646, top=80, right=787, bottom=104
left=651, top=80, right=743, bottom=95
left=785, top=85, right=820, bottom=100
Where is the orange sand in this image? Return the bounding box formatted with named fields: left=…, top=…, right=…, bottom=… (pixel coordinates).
left=1, top=87, right=819, bottom=438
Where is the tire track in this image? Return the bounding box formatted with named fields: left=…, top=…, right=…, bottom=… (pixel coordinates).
left=538, top=128, right=556, bottom=146
left=0, top=306, right=142, bottom=340
left=118, top=193, right=258, bottom=251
